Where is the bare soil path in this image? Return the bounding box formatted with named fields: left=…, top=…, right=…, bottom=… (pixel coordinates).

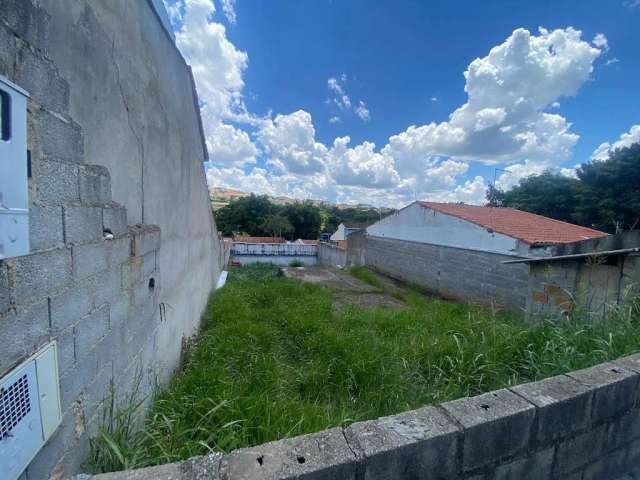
left=280, top=266, right=405, bottom=309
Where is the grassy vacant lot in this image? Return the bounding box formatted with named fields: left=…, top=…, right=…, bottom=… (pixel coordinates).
left=90, top=264, right=640, bottom=472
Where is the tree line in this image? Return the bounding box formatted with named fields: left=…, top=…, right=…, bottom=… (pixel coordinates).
left=214, top=196, right=392, bottom=239
left=486, top=143, right=640, bottom=234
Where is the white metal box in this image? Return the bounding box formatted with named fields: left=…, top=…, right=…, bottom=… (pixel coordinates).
left=0, top=341, right=62, bottom=480
left=0, top=75, right=30, bottom=259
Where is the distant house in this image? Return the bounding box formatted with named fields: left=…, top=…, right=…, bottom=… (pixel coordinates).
left=233, top=235, right=285, bottom=244
left=330, top=223, right=367, bottom=241
left=293, top=239, right=319, bottom=245
left=363, top=201, right=608, bottom=310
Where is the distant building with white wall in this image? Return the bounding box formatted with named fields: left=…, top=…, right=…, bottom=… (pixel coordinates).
left=361, top=201, right=607, bottom=310
left=330, top=223, right=366, bottom=242
left=367, top=201, right=607, bottom=258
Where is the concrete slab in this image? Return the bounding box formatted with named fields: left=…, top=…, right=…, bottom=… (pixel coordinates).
left=281, top=267, right=405, bottom=309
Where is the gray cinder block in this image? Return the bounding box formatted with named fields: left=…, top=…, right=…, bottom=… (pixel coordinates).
left=30, top=106, right=83, bottom=164
left=0, top=300, right=50, bottom=376
left=30, top=205, right=64, bottom=251
left=567, top=362, right=639, bottom=424
left=55, top=325, right=76, bottom=376
left=219, top=427, right=357, bottom=480
left=441, top=388, right=536, bottom=471
left=491, top=447, right=555, bottom=480
left=554, top=423, right=608, bottom=475
left=36, top=159, right=80, bottom=204
left=130, top=224, right=161, bottom=257
left=74, top=304, right=110, bottom=361
left=79, top=165, right=112, bottom=204
left=344, top=406, right=460, bottom=480
left=72, top=242, right=109, bottom=280
left=0, top=262, right=10, bottom=314
left=188, top=452, right=223, bottom=479
left=11, top=247, right=72, bottom=301
left=63, top=205, right=103, bottom=244
left=582, top=446, right=628, bottom=480
left=511, top=374, right=593, bottom=443
left=103, top=204, right=128, bottom=236
left=87, top=461, right=188, bottom=480
left=49, top=283, right=93, bottom=332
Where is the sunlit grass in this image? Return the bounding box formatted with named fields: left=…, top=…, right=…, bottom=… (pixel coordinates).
left=89, top=264, right=640, bottom=472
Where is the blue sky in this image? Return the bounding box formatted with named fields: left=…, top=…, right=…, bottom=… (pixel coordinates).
left=164, top=0, right=640, bottom=207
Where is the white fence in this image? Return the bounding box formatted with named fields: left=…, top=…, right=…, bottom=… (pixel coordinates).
left=231, top=242, right=318, bottom=256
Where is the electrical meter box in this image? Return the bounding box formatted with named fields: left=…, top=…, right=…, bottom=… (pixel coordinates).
left=0, top=75, right=29, bottom=259
left=0, top=341, right=62, bottom=480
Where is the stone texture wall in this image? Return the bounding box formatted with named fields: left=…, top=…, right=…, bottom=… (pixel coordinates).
left=362, top=235, right=529, bottom=311
left=75, top=354, right=640, bottom=480
left=527, top=231, right=640, bottom=320
left=0, top=0, right=222, bottom=478
left=318, top=242, right=347, bottom=268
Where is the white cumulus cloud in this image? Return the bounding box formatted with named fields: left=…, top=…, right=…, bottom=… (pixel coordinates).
left=384, top=27, right=600, bottom=169
left=220, top=0, right=237, bottom=24
left=591, top=125, right=640, bottom=161
left=327, top=75, right=371, bottom=123
left=170, top=8, right=605, bottom=207
left=355, top=101, right=371, bottom=122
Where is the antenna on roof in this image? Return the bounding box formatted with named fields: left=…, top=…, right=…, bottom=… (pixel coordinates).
left=492, top=167, right=508, bottom=189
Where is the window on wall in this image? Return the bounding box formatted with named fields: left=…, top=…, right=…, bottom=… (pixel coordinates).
left=0, top=88, right=10, bottom=141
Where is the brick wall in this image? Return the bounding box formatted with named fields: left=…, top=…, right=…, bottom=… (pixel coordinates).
left=363, top=235, right=529, bottom=311
left=75, top=354, right=640, bottom=480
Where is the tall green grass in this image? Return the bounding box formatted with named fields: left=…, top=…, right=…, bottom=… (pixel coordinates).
left=89, top=264, right=640, bottom=472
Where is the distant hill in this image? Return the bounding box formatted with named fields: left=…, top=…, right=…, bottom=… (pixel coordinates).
left=209, top=186, right=391, bottom=213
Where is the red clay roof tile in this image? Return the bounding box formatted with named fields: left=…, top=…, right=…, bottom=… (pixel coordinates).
left=418, top=202, right=608, bottom=245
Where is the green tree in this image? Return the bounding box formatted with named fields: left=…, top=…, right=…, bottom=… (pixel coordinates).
left=494, top=171, right=580, bottom=224
left=282, top=202, right=322, bottom=239
left=485, top=184, right=506, bottom=207
left=214, top=194, right=276, bottom=236
left=574, top=144, right=640, bottom=232
left=260, top=214, right=294, bottom=239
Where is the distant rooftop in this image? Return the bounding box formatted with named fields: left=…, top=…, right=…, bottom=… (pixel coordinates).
left=418, top=202, right=608, bottom=246
left=233, top=236, right=285, bottom=244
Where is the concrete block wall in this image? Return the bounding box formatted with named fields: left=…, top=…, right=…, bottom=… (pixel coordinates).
left=0, top=0, right=222, bottom=478
left=75, top=353, right=640, bottom=480
left=346, top=231, right=366, bottom=267
left=363, top=235, right=529, bottom=311
left=526, top=231, right=640, bottom=320
left=318, top=242, right=348, bottom=268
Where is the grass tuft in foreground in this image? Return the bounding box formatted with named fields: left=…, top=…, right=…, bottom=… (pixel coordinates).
left=89, top=264, right=640, bottom=472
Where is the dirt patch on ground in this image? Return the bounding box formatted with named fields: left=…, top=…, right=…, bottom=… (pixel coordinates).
left=281, top=266, right=405, bottom=309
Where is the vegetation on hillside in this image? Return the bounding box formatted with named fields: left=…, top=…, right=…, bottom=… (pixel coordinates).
left=89, top=264, right=640, bottom=472
left=214, top=194, right=392, bottom=239
left=487, top=143, right=640, bottom=233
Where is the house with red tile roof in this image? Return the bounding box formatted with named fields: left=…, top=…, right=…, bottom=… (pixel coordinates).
left=363, top=201, right=608, bottom=310
left=368, top=201, right=607, bottom=257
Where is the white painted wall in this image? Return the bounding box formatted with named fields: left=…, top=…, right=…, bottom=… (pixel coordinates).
left=367, top=202, right=531, bottom=257
left=231, top=242, right=317, bottom=256
left=330, top=223, right=347, bottom=241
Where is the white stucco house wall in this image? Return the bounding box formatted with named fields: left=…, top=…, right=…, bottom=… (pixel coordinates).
left=330, top=223, right=366, bottom=242
left=366, top=201, right=608, bottom=257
